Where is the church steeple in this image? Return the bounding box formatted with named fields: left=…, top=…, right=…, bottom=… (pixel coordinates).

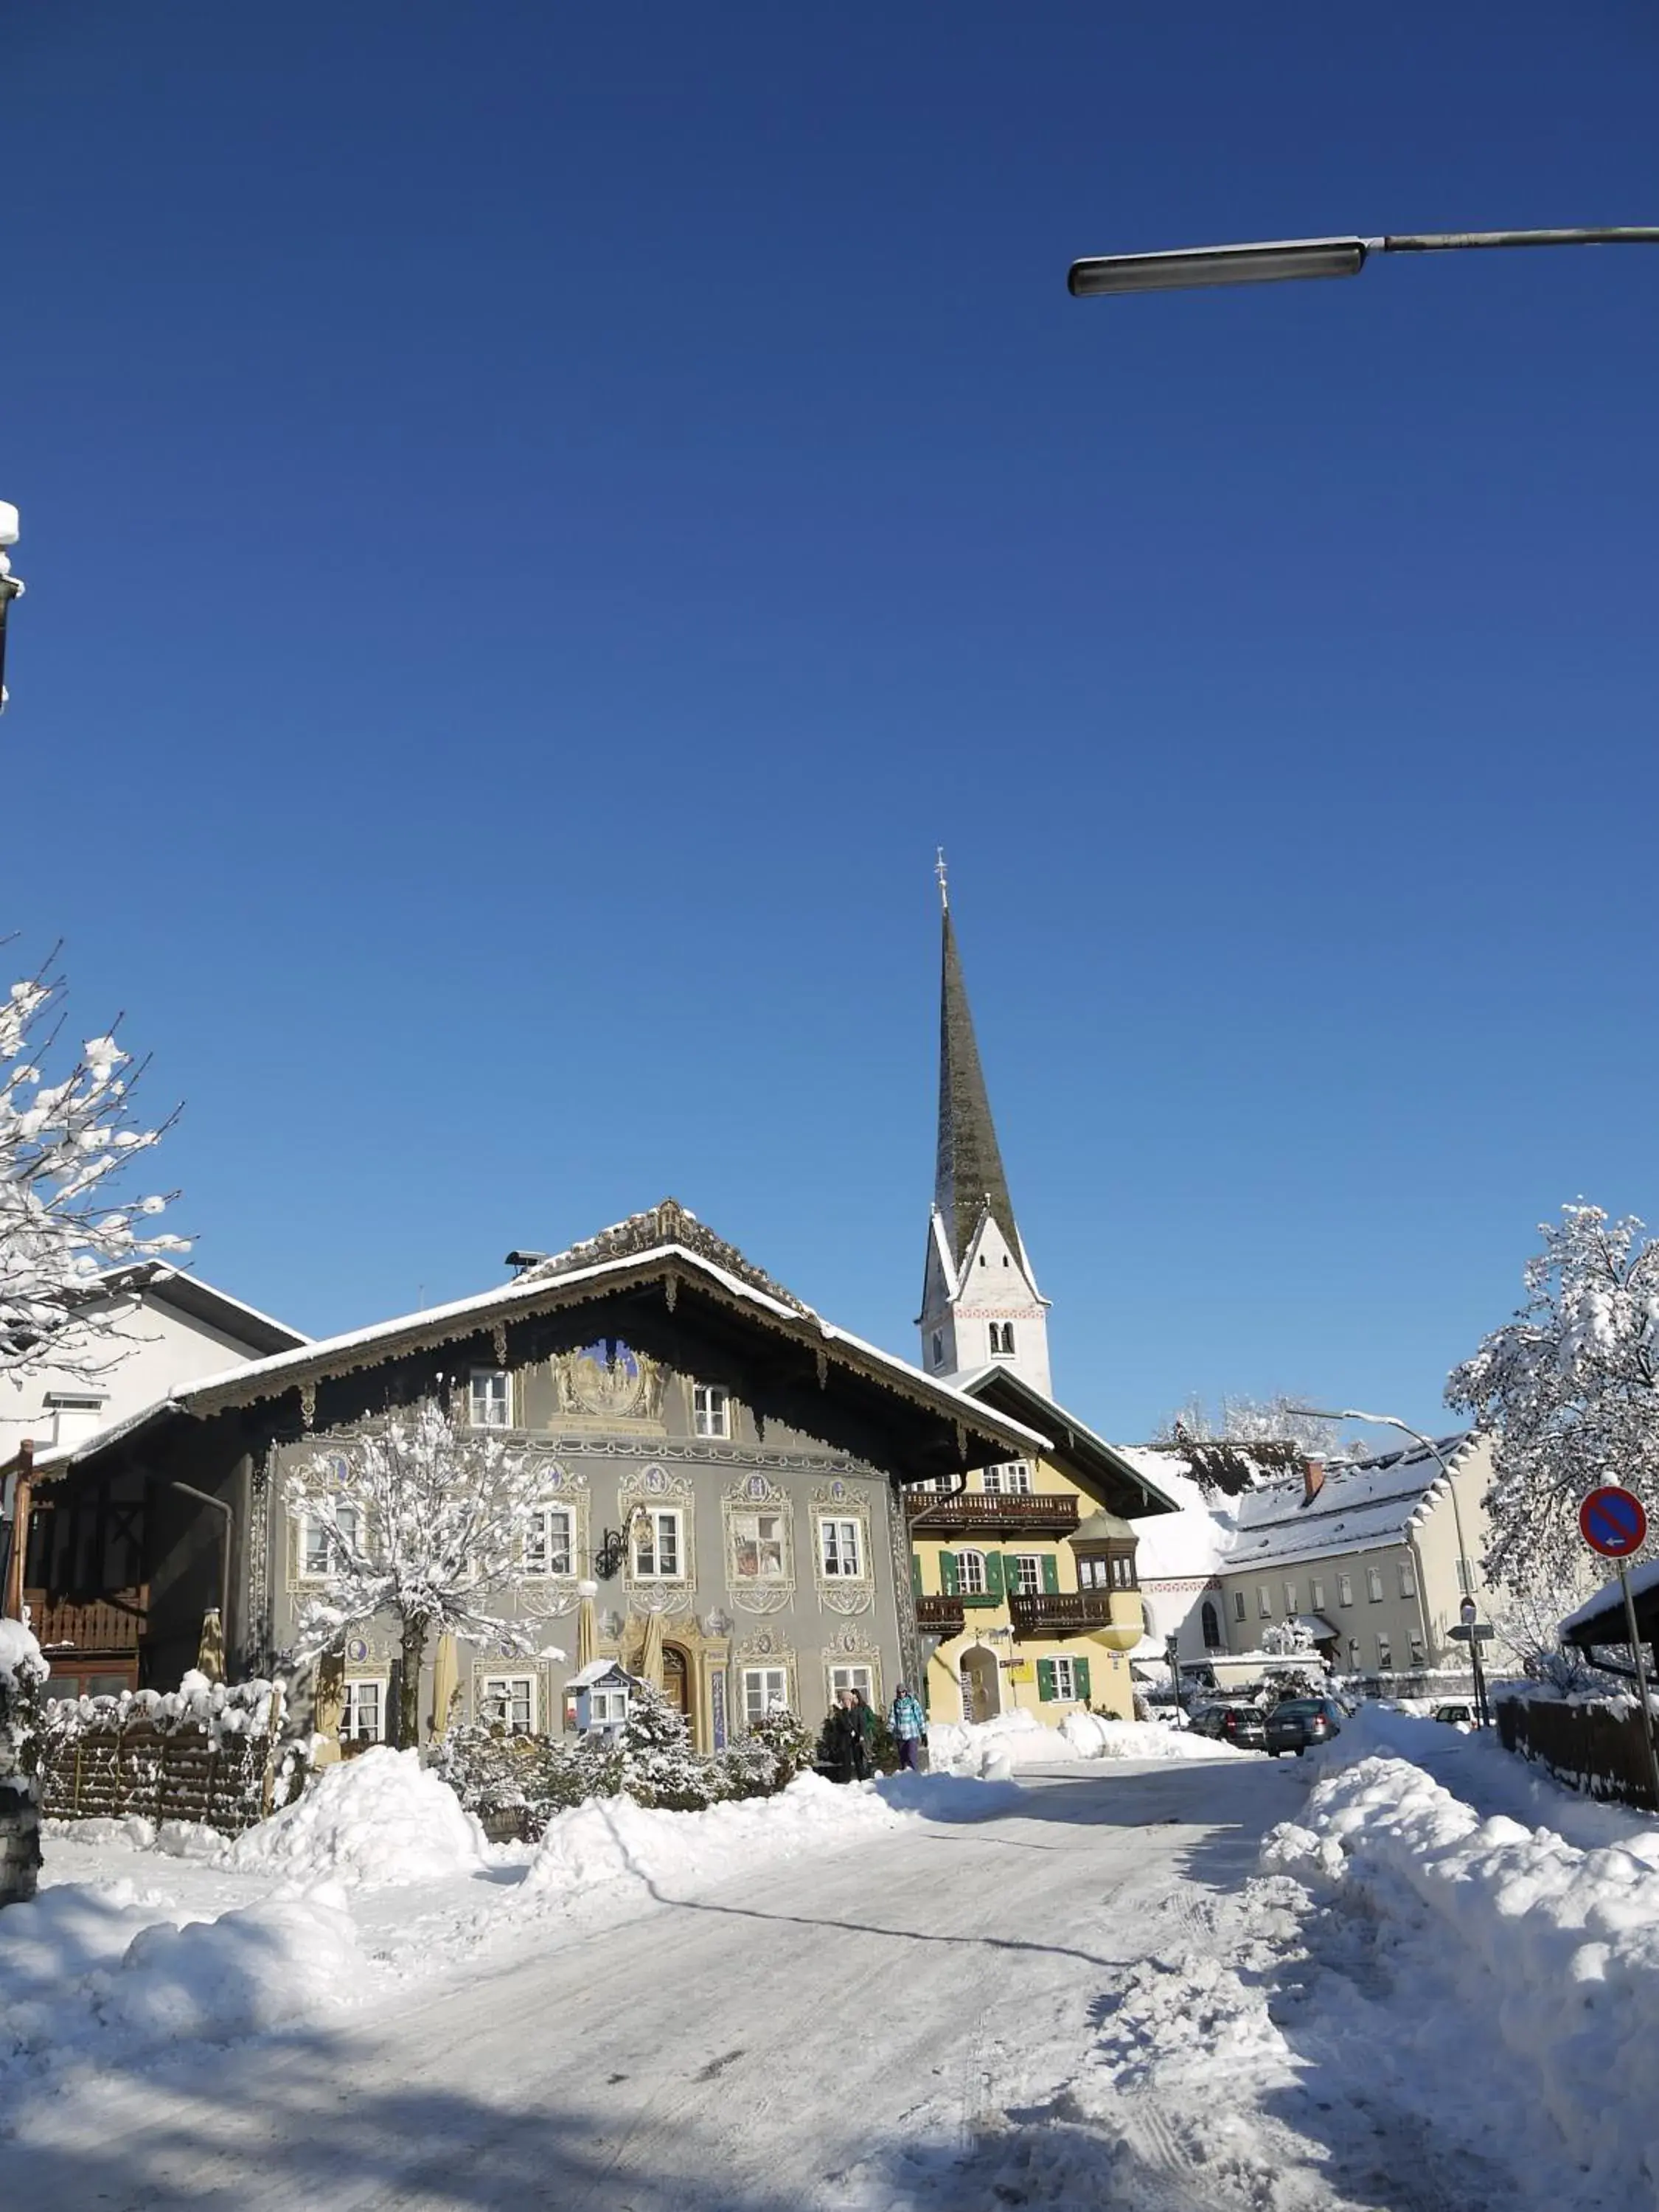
left=919, top=858, right=1052, bottom=1397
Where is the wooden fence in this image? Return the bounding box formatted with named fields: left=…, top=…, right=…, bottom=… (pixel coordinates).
left=1497, top=1693, right=1656, bottom=1813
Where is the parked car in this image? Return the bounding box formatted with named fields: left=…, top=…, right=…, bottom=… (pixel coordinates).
left=1432, top=1703, right=1475, bottom=1731
left=1189, top=1704, right=1267, bottom=1750
left=1264, top=1697, right=1344, bottom=1757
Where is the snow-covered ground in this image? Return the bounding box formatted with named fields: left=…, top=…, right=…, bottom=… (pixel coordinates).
left=1, top=1726, right=1655, bottom=2208
left=927, top=1704, right=1259, bottom=1776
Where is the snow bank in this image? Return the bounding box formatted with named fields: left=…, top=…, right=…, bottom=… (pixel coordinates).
left=230, top=1747, right=489, bottom=1888
left=520, top=1770, right=906, bottom=1907
left=928, top=1706, right=1256, bottom=1778
left=1267, top=1745, right=1659, bottom=2196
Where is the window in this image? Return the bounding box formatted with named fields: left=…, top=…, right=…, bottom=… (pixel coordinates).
left=1110, top=1551, right=1136, bottom=1590
left=300, top=1503, right=360, bottom=1582
left=1234, top=1590, right=1247, bottom=1622
left=830, top=1664, right=874, bottom=1702
left=981, top=1462, right=1033, bottom=1495
left=1366, top=1567, right=1385, bottom=1603
left=340, top=1679, right=386, bottom=1744
left=1048, top=1655, right=1077, bottom=1701
left=1398, top=1559, right=1416, bottom=1600
left=470, top=1370, right=511, bottom=1428
left=931, top=1330, right=945, bottom=1368
left=1338, top=1574, right=1354, bottom=1607
left=1010, top=1554, right=1043, bottom=1596
left=958, top=1549, right=987, bottom=1596
left=1284, top=1582, right=1298, bottom=1616
left=1201, top=1601, right=1222, bottom=1649
left=819, top=1517, right=863, bottom=1579
left=633, top=1508, right=683, bottom=1580
left=731, top=1510, right=786, bottom=1581
left=743, top=1666, right=788, bottom=1723
left=692, top=1383, right=730, bottom=1439
left=589, top=1686, right=628, bottom=1728
left=1310, top=1579, right=1326, bottom=1613
left=479, top=1674, right=537, bottom=1735
left=1409, top=1635, right=1426, bottom=1666
left=1348, top=1638, right=1360, bottom=1667
left=523, top=1505, right=573, bottom=1578
left=1077, top=1556, right=1110, bottom=1590
left=1456, top=1557, right=1473, bottom=1595
left=1376, top=1636, right=1392, bottom=1672
left=988, top=1322, right=1016, bottom=1357
left=1258, top=1586, right=1273, bottom=1618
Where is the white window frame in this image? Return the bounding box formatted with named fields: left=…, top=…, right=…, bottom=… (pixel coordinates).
left=632, top=1506, right=684, bottom=1581
left=469, top=1368, right=512, bottom=1429
left=1398, top=1558, right=1416, bottom=1599
left=1310, top=1579, right=1326, bottom=1612
left=829, top=1663, right=874, bottom=1703
left=1375, top=1635, right=1393, bottom=1672
left=1050, top=1655, right=1077, bottom=1702
left=818, top=1515, right=865, bottom=1579
left=1409, top=1634, right=1427, bottom=1666
left=1283, top=1582, right=1298, bottom=1615
left=523, top=1503, right=574, bottom=1579
left=742, top=1665, right=789, bottom=1724
left=1234, top=1590, right=1247, bottom=1622
left=1258, top=1586, right=1273, bottom=1618
left=1456, top=1557, right=1474, bottom=1595
left=299, top=1502, right=361, bottom=1583
left=1338, top=1573, right=1354, bottom=1607
left=1366, top=1566, right=1385, bottom=1603
left=958, top=1548, right=987, bottom=1596
left=981, top=1461, right=1033, bottom=1495
left=692, top=1382, right=731, bottom=1439
left=340, top=1676, right=387, bottom=1744
left=730, top=1508, right=787, bottom=1582
left=1011, top=1554, right=1043, bottom=1597
left=479, top=1673, right=538, bottom=1735
left=988, top=1321, right=1016, bottom=1357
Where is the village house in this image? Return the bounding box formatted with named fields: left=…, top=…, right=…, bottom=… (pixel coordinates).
left=14, top=1201, right=1048, bottom=1752
left=907, top=881, right=1178, bottom=1725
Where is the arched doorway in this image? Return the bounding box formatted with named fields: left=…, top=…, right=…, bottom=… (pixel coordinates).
left=661, top=1644, right=692, bottom=1736
left=959, top=1646, right=1001, bottom=1725
left=1201, top=1601, right=1222, bottom=1651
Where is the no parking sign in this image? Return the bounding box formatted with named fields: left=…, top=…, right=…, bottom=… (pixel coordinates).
left=1579, top=1486, right=1649, bottom=1559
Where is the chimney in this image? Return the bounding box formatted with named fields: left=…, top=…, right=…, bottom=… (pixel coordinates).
left=1301, top=1456, right=1326, bottom=1508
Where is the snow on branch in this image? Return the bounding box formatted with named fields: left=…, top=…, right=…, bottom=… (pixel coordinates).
left=1, top=952, right=186, bottom=1385
left=1447, top=1201, right=1659, bottom=1596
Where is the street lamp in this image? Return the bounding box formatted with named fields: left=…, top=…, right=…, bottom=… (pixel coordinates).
left=1289, top=1408, right=1490, bottom=1728
left=0, top=501, right=24, bottom=715
left=1068, top=226, right=1659, bottom=298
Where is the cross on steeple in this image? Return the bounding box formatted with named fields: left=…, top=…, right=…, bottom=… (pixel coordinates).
left=934, top=846, right=950, bottom=912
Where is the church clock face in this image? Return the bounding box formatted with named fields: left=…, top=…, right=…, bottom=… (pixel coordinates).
left=568, top=1339, right=647, bottom=1417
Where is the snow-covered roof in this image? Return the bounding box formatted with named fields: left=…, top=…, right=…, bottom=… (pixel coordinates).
left=566, top=1660, right=633, bottom=1690
left=89, top=1262, right=309, bottom=1356
left=1224, top=1435, right=1478, bottom=1573
left=1561, top=1556, right=1659, bottom=1643
left=947, top=1368, right=1183, bottom=1517
left=29, top=1199, right=1051, bottom=1482
left=1119, top=1447, right=1237, bottom=1580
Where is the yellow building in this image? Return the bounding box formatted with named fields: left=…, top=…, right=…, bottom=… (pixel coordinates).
left=909, top=874, right=1178, bottom=1725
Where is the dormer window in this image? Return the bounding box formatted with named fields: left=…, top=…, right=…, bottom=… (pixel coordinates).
left=988, top=1322, right=1016, bottom=1358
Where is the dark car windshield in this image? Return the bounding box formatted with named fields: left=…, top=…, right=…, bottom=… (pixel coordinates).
left=1274, top=1700, right=1321, bottom=1715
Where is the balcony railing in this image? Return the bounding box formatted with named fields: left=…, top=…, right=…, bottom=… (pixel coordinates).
left=915, top=1594, right=967, bottom=1634
left=1008, top=1590, right=1127, bottom=1639
left=25, top=1587, right=148, bottom=1655
left=905, top=1492, right=1080, bottom=1538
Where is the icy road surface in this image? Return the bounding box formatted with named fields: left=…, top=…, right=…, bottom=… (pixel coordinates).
left=4, top=1753, right=1637, bottom=2211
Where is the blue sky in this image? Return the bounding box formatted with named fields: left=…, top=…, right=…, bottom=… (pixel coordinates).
left=7, top=4, right=1658, bottom=1446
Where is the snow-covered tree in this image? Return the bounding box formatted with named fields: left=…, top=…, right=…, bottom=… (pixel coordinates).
left=1261, top=1616, right=1316, bottom=1658
left=1152, top=1394, right=1346, bottom=1497
left=284, top=1402, right=555, bottom=1749
left=1, top=953, right=185, bottom=1384
left=1447, top=1203, right=1659, bottom=1596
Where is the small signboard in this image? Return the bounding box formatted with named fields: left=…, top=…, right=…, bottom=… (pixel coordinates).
left=1447, top=1623, right=1495, bottom=1643
left=1579, top=1486, right=1649, bottom=1559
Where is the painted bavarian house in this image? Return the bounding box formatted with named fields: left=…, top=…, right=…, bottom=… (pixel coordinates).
left=908, top=883, right=1179, bottom=1725
left=18, top=1203, right=1050, bottom=1752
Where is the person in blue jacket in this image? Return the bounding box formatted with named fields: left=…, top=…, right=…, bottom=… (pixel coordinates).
left=889, top=1683, right=926, bottom=1771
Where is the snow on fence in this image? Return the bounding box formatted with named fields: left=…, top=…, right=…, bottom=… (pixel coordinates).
left=37, top=1674, right=307, bottom=1837
left=1497, top=1689, right=1656, bottom=1812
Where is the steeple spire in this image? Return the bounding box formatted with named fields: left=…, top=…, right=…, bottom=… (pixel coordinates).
left=918, top=866, right=1052, bottom=1397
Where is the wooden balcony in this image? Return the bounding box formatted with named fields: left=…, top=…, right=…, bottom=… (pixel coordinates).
left=905, top=1492, right=1080, bottom=1539
left=1009, top=1589, right=1134, bottom=1641
left=25, top=1586, right=148, bottom=1655
left=915, top=1593, right=966, bottom=1635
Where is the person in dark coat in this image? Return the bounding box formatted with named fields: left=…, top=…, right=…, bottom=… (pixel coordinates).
left=828, top=1691, right=863, bottom=1783
left=849, top=1688, right=876, bottom=1780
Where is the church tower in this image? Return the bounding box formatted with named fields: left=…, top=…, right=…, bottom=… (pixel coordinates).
left=917, top=858, right=1053, bottom=1398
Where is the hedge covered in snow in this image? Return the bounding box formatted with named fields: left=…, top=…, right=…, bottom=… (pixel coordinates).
left=37, top=1672, right=307, bottom=1835
left=430, top=1690, right=817, bottom=1840
left=1, top=1619, right=47, bottom=1907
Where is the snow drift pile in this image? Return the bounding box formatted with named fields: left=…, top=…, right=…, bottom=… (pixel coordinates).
left=928, top=1705, right=1256, bottom=1778
left=1267, top=1733, right=1659, bottom=2197
left=231, top=1746, right=490, bottom=1887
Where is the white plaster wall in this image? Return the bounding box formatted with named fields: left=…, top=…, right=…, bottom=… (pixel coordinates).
left=0, top=1293, right=270, bottom=1456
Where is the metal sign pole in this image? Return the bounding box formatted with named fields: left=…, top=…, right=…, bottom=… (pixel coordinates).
left=1616, top=1562, right=1659, bottom=1815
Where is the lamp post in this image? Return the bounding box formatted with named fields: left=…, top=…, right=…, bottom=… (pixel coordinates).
left=1068, top=226, right=1659, bottom=298
left=1290, top=1409, right=1489, bottom=1728
left=0, top=501, right=24, bottom=714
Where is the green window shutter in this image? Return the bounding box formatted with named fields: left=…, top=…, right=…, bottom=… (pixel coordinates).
left=1036, top=1658, right=1057, bottom=1703
left=940, top=1551, right=959, bottom=1596
left=1074, top=1656, right=1092, bottom=1705
left=911, top=1552, right=922, bottom=1599
left=1004, top=1553, right=1022, bottom=1599
left=1042, top=1553, right=1060, bottom=1594
left=984, top=1551, right=1005, bottom=1599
